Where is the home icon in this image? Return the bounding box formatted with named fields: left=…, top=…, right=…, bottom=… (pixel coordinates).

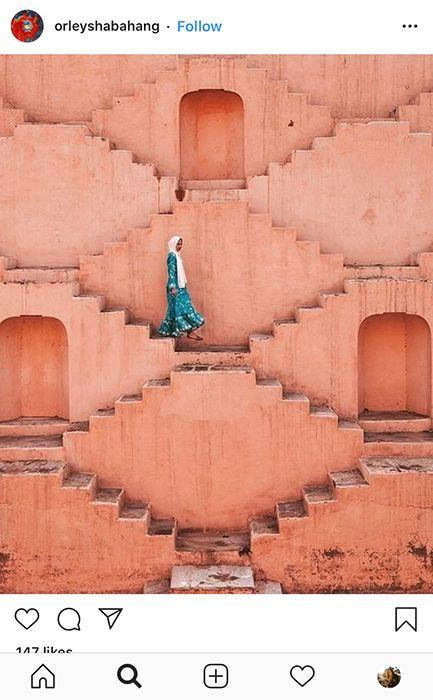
left=31, top=664, right=56, bottom=689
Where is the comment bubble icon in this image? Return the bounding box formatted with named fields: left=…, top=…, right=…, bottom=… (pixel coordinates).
left=57, top=607, right=81, bottom=631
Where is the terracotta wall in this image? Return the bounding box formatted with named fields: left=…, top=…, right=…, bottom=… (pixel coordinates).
left=0, top=467, right=174, bottom=593
left=0, top=283, right=173, bottom=421
left=253, top=121, right=433, bottom=264
left=0, top=55, right=176, bottom=122
left=252, top=466, right=433, bottom=592
left=251, top=278, right=433, bottom=419
left=0, top=316, right=69, bottom=419
left=79, top=201, right=345, bottom=346
left=90, top=59, right=333, bottom=177
left=0, top=124, right=167, bottom=266
left=64, top=368, right=362, bottom=529
left=180, top=90, right=245, bottom=180
left=358, top=314, right=431, bottom=415
left=3, top=54, right=433, bottom=123
left=247, top=55, right=433, bottom=118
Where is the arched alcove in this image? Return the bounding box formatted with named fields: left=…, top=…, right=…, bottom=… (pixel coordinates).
left=180, top=89, right=245, bottom=181
left=0, top=316, right=69, bottom=420
left=358, top=313, right=431, bottom=416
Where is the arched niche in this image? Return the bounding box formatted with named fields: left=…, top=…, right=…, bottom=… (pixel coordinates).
left=358, top=313, right=431, bottom=416
left=180, top=89, right=245, bottom=181
left=0, top=316, right=69, bottom=420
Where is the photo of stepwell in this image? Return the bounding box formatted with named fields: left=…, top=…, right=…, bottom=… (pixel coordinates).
left=0, top=55, right=432, bottom=594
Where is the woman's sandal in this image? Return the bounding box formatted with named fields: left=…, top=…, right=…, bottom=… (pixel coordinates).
left=187, top=332, right=204, bottom=341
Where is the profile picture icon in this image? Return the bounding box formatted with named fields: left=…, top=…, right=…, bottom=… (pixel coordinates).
left=11, top=10, right=44, bottom=42
left=377, top=666, right=401, bottom=688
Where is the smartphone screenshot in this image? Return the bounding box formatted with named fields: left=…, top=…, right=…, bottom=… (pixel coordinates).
left=0, top=0, right=431, bottom=696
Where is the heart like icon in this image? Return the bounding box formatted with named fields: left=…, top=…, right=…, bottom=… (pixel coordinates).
left=290, top=664, right=315, bottom=687
left=14, top=608, right=40, bottom=630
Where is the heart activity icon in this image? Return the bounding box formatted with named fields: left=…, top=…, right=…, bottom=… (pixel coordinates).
left=290, top=665, right=315, bottom=687
left=15, top=608, right=40, bottom=630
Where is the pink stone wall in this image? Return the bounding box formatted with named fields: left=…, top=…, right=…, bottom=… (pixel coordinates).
left=90, top=59, right=333, bottom=177
left=80, top=202, right=345, bottom=346
left=0, top=283, right=173, bottom=421
left=260, top=121, right=433, bottom=264
left=248, top=54, right=433, bottom=118
left=0, top=316, right=69, bottom=419
left=0, top=55, right=432, bottom=593
left=0, top=467, right=174, bottom=593
left=64, top=369, right=362, bottom=529
left=252, top=466, right=433, bottom=592
left=254, top=278, right=433, bottom=418
left=0, top=125, right=165, bottom=266
left=3, top=55, right=433, bottom=123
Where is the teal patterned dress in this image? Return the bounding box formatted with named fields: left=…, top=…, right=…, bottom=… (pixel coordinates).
left=158, top=252, right=205, bottom=337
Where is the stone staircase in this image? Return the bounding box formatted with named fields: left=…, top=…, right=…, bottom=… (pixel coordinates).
left=0, top=257, right=79, bottom=284
left=179, top=179, right=249, bottom=203
left=251, top=455, right=433, bottom=540
left=359, top=410, right=433, bottom=458
left=72, top=364, right=361, bottom=449
left=0, top=458, right=175, bottom=539
left=143, top=565, right=283, bottom=594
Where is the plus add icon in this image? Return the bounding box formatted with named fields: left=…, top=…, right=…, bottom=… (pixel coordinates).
left=203, top=664, right=229, bottom=689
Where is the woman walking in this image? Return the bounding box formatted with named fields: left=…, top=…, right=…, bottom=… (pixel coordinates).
left=158, top=235, right=205, bottom=340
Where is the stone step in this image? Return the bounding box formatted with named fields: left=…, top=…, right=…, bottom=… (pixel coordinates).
left=0, top=417, right=70, bottom=437
left=173, top=364, right=253, bottom=375
left=180, top=179, right=246, bottom=190
left=295, top=305, right=324, bottom=323
left=303, top=485, right=337, bottom=513
left=282, top=392, right=309, bottom=405
left=100, top=306, right=130, bottom=323
left=344, top=264, right=419, bottom=280
left=119, top=501, right=150, bottom=521
left=273, top=318, right=297, bottom=330
left=61, top=472, right=97, bottom=500
left=143, top=573, right=282, bottom=594
left=176, top=344, right=249, bottom=353
left=62, top=472, right=96, bottom=490
left=116, top=393, right=143, bottom=405
left=175, top=346, right=250, bottom=366
left=3, top=267, right=79, bottom=283
left=277, top=500, right=307, bottom=521
left=360, top=456, right=433, bottom=480
left=359, top=411, right=431, bottom=433
left=170, top=565, right=255, bottom=593
left=0, top=460, right=65, bottom=476
left=329, top=469, right=368, bottom=500
left=0, top=435, right=64, bottom=461
left=329, top=469, right=368, bottom=489
left=249, top=515, right=278, bottom=537
left=183, top=189, right=249, bottom=203
left=149, top=517, right=176, bottom=537
left=309, top=405, right=338, bottom=421
left=363, top=430, right=433, bottom=457
left=176, top=530, right=250, bottom=553
left=74, top=293, right=106, bottom=310
left=93, top=487, right=124, bottom=505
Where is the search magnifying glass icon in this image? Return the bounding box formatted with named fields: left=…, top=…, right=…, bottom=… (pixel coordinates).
left=117, top=664, right=142, bottom=689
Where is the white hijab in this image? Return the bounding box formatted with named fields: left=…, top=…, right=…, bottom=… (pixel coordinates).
left=168, top=235, right=187, bottom=288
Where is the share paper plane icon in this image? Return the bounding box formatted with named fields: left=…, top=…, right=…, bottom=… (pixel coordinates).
left=99, top=608, right=123, bottom=630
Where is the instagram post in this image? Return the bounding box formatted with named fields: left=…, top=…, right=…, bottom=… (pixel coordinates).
left=0, top=0, right=432, bottom=696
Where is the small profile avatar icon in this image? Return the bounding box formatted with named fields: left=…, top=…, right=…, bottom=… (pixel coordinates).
left=11, top=10, right=44, bottom=42
left=377, top=666, right=401, bottom=688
